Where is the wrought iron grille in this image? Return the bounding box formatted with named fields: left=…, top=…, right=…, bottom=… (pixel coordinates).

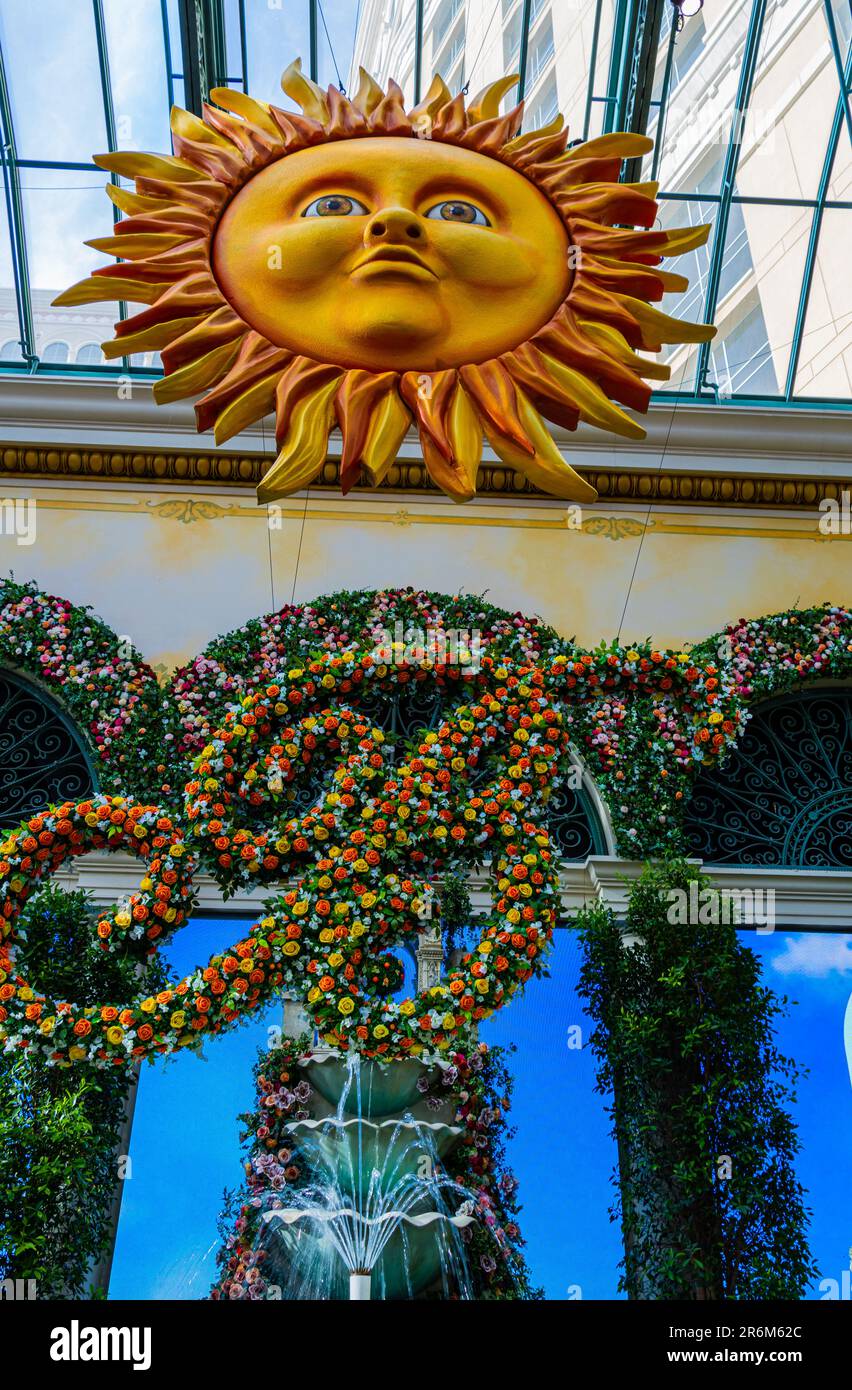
left=0, top=668, right=96, bottom=829
left=685, top=689, right=852, bottom=869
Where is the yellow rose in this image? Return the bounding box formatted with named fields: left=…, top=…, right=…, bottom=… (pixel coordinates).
left=307, top=987, right=321, bottom=1004
left=39, top=1017, right=55, bottom=1036
left=328, top=953, right=344, bottom=969
left=442, top=1014, right=456, bottom=1031
left=399, top=1000, right=416, bottom=1017
left=319, top=928, right=335, bottom=944
left=338, top=997, right=355, bottom=1015
left=282, top=941, right=300, bottom=956
left=170, top=1011, right=186, bottom=1029
left=141, top=997, right=157, bottom=1013
left=475, top=979, right=489, bottom=995
left=373, top=1024, right=389, bottom=1039
left=69, top=1045, right=88, bottom=1061
left=106, top=1026, right=124, bottom=1045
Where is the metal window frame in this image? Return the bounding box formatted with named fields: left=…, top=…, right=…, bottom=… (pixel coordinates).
left=0, top=0, right=849, bottom=411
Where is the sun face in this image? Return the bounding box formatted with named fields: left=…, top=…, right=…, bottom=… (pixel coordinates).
left=54, top=60, right=716, bottom=505
left=212, top=136, right=571, bottom=372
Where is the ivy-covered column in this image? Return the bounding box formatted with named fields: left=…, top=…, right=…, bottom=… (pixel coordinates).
left=576, top=860, right=816, bottom=1300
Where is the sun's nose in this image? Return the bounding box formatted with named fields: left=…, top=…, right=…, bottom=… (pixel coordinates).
left=364, top=206, right=424, bottom=245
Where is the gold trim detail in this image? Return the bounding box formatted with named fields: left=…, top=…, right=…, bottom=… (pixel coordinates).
left=4, top=493, right=848, bottom=544
left=0, top=442, right=849, bottom=512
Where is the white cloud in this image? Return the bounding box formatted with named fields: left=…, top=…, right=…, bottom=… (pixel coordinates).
left=771, top=935, right=852, bottom=979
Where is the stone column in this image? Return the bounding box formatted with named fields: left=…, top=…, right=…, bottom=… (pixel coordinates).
left=415, top=919, right=443, bottom=992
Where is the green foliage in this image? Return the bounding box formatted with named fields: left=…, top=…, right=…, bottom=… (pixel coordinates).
left=0, top=885, right=165, bottom=1297
left=438, top=873, right=474, bottom=961
left=576, top=859, right=816, bottom=1300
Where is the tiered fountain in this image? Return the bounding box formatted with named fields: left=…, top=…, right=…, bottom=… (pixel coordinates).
left=261, top=1050, right=476, bottom=1299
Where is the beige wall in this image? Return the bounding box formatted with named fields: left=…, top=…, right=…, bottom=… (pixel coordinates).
left=1, top=476, right=849, bottom=672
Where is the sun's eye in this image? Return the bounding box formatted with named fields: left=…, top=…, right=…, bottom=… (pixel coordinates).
left=302, top=194, right=369, bottom=218
left=425, top=199, right=490, bottom=226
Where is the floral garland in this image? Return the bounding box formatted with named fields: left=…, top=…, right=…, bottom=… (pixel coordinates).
left=0, top=579, right=163, bottom=795
left=183, top=656, right=563, bottom=1052
left=211, top=1036, right=312, bottom=1302
left=695, top=603, right=852, bottom=701
left=160, top=587, right=743, bottom=855
left=0, top=797, right=195, bottom=1062
left=2, top=588, right=849, bottom=1070
left=160, top=587, right=562, bottom=771
left=0, top=652, right=562, bottom=1065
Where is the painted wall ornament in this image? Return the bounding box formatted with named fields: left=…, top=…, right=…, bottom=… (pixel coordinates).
left=55, top=60, right=716, bottom=505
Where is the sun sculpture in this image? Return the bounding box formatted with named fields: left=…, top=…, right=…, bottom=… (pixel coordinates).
left=55, top=59, right=715, bottom=504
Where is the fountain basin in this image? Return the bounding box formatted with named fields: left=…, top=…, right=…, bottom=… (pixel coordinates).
left=303, top=1050, right=447, bottom=1118
left=286, top=1116, right=462, bottom=1199
left=264, top=1207, right=475, bottom=1300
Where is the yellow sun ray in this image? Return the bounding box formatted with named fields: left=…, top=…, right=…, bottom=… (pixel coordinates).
left=54, top=57, right=716, bottom=505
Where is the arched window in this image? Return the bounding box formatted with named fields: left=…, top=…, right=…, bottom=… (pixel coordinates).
left=41, top=341, right=69, bottom=364
left=0, top=668, right=96, bottom=829
left=685, top=688, right=852, bottom=868
left=0, top=339, right=22, bottom=361
left=75, top=342, right=104, bottom=365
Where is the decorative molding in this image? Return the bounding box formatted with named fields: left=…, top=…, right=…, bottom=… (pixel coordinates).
left=0, top=375, right=851, bottom=470
left=1, top=439, right=850, bottom=512
left=1, top=489, right=845, bottom=542
left=51, top=852, right=852, bottom=932
left=2, top=490, right=844, bottom=541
